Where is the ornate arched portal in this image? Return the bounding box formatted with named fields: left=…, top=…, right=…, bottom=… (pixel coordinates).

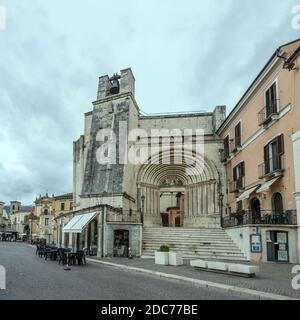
left=136, top=151, right=221, bottom=228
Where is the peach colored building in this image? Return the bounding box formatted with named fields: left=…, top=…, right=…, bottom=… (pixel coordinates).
left=217, top=39, right=300, bottom=263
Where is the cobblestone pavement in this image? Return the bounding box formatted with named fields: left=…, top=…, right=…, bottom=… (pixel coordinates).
left=0, top=242, right=255, bottom=300
left=92, top=256, right=300, bottom=299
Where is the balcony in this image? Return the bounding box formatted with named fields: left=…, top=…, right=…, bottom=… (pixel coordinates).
left=258, top=154, right=284, bottom=179
left=222, top=210, right=297, bottom=228
left=258, top=104, right=278, bottom=126
left=229, top=137, right=242, bottom=154
left=220, top=149, right=230, bottom=163
left=229, top=177, right=245, bottom=193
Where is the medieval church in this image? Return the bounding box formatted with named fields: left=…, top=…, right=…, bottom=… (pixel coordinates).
left=62, top=68, right=246, bottom=261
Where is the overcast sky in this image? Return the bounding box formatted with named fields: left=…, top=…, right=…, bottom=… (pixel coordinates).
left=0, top=0, right=299, bottom=205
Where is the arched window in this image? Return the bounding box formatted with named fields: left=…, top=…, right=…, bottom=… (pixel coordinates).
left=250, top=197, right=261, bottom=223
left=272, top=193, right=284, bottom=214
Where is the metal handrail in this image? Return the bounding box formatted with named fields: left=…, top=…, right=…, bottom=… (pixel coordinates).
left=258, top=104, right=278, bottom=125
left=258, top=154, right=284, bottom=178
left=229, top=177, right=245, bottom=193
left=222, top=209, right=297, bottom=228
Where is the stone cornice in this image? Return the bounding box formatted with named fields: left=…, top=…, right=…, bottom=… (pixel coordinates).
left=92, top=91, right=140, bottom=113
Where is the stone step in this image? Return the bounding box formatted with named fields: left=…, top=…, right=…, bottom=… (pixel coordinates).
left=143, top=230, right=229, bottom=236
left=142, top=238, right=236, bottom=244
left=142, top=227, right=247, bottom=261
left=144, top=227, right=224, bottom=232
left=143, top=233, right=230, bottom=239
left=143, top=249, right=245, bottom=256
left=142, top=253, right=248, bottom=262
left=143, top=234, right=236, bottom=241
left=143, top=229, right=226, bottom=234
left=142, top=247, right=243, bottom=255
left=143, top=245, right=242, bottom=252
left=142, top=241, right=239, bottom=247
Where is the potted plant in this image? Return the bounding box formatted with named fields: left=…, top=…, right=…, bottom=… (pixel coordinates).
left=155, top=245, right=170, bottom=265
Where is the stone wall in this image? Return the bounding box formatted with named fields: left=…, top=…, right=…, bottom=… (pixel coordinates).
left=104, top=223, right=142, bottom=257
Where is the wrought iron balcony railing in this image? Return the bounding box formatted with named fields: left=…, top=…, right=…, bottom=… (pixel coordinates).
left=258, top=104, right=278, bottom=126
left=258, top=154, right=284, bottom=179
left=220, top=149, right=230, bottom=163
left=229, top=137, right=242, bottom=154
left=222, top=210, right=297, bottom=228
left=229, top=177, right=245, bottom=193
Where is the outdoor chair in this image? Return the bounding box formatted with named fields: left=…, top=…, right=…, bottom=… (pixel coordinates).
left=83, top=247, right=88, bottom=264
left=57, top=248, right=67, bottom=265
left=75, top=250, right=85, bottom=266
left=38, top=246, right=46, bottom=258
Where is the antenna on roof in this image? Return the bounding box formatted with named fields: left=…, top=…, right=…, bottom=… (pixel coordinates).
left=276, top=49, right=297, bottom=72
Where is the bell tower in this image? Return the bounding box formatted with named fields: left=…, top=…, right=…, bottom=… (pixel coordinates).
left=80, top=68, right=139, bottom=211
left=96, top=68, right=135, bottom=100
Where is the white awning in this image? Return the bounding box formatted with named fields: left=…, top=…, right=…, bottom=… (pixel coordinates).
left=63, top=212, right=98, bottom=233
left=62, top=214, right=82, bottom=233
left=256, top=177, right=281, bottom=193
left=237, top=185, right=260, bottom=202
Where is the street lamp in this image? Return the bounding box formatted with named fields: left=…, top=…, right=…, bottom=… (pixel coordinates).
left=219, top=193, right=224, bottom=228
left=141, top=195, right=145, bottom=224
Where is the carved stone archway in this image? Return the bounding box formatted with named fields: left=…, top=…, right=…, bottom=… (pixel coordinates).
left=136, top=150, right=221, bottom=228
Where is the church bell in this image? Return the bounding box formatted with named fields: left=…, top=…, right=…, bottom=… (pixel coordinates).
left=109, top=74, right=120, bottom=95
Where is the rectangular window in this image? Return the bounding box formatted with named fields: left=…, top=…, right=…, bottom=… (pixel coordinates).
left=45, top=218, right=49, bottom=226
left=234, top=122, right=242, bottom=147
left=233, top=162, right=245, bottom=189
left=224, top=136, right=229, bottom=158
left=60, top=203, right=65, bottom=211
left=265, top=82, right=278, bottom=117
left=264, top=135, right=284, bottom=174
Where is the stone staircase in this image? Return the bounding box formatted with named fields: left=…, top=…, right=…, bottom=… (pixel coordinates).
left=142, top=227, right=248, bottom=261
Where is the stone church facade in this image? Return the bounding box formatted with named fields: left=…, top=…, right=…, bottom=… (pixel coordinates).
left=66, top=68, right=228, bottom=257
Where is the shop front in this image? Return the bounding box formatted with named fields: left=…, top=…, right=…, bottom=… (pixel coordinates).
left=225, top=225, right=298, bottom=263
left=62, top=211, right=99, bottom=255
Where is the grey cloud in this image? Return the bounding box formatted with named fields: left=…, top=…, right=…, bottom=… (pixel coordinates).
left=0, top=0, right=299, bottom=204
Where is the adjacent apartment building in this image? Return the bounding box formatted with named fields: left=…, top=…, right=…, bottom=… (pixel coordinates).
left=217, top=39, right=300, bottom=263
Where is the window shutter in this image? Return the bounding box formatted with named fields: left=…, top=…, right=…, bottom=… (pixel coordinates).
left=277, top=134, right=284, bottom=155
left=233, top=167, right=237, bottom=181
left=224, top=136, right=229, bottom=152
left=235, top=123, right=241, bottom=146
left=241, top=162, right=245, bottom=177
left=265, top=88, right=270, bottom=108
left=264, top=145, right=269, bottom=162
